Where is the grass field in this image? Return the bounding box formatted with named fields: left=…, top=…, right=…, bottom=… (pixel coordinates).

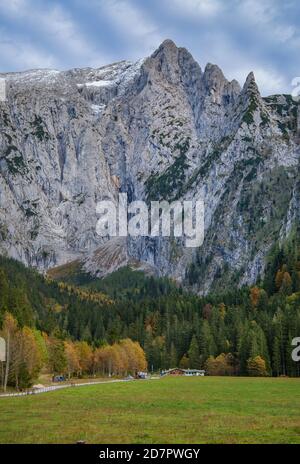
left=0, top=376, right=299, bottom=444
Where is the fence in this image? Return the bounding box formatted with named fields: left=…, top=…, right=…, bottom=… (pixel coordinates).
left=0, top=378, right=135, bottom=398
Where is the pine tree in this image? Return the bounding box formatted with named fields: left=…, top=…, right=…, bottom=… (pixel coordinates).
left=169, top=342, right=178, bottom=368
left=199, top=321, right=216, bottom=368
left=280, top=272, right=293, bottom=296
left=272, top=336, right=281, bottom=377
left=188, top=335, right=200, bottom=369
left=0, top=269, right=9, bottom=313
left=179, top=354, right=189, bottom=369
left=47, top=338, right=67, bottom=376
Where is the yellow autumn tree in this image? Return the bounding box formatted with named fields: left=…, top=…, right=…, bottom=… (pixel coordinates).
left=205, top=353, right=234, bottom=376
left=1, top=317, right=43, bottom=390
left=97, top=345, right=116, bottom=376
left=64, top=341, right=80, bottom=379
left=94, top=346, right=106, bottom=375
left=1, top=312, right=18, bottom=391
left=75, top=341, right=93, bottom=376
left=250, top=287, right=261, bottom=308
left=120, top=339, right=147, bottom=374
left=21, top=326, right=43, bottom=380
left=247, top=355, right=269, bottom=377
left=115, top=343, right=129, bottom=375
left=275, top=269, right=284, bottom=290
left=94, top=339, right=147, bottom=376
left=280, top=272, right=292, bottom=295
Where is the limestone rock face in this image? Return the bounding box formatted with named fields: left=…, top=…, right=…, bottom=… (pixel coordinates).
left=0, top=40, right=299, bottom=293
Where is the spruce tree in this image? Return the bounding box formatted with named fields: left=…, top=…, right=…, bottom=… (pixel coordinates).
left=188, top=335, right=200, bottom=369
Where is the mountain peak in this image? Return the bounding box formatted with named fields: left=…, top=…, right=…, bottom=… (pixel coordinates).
left=243, top=71, right=260, bottom=95
left=147, top=39, right=182, bottom=84
left=205, top=62, right=225, bottom=74
left=158, top=39, right=178, bottom=51
left=151, top=39, right=179, bottom=61
left=203, top=63, right=227, bottom=85
left=245, top=71, right=255, bottom=82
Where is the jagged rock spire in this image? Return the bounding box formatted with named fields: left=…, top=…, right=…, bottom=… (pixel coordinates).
left=242, top=71, right=260, bottom=96
left=147, top=39, right=181, bottom=84
left=156, top=39, right=178, bottom=53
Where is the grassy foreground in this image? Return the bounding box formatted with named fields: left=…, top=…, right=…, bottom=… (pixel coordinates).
left=0, top=376, right=299, bottom=444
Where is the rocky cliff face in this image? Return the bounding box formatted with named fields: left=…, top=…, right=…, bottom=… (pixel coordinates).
left=0, top=40, right=299, bottom=293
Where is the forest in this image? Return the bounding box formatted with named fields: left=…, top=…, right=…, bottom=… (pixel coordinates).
left=0, top=228, right=300, bottom=389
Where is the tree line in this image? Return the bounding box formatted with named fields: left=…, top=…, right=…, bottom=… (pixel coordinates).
left=0, top=230, right=299, bottom=382
left=0, top=311, right=147, bottom=391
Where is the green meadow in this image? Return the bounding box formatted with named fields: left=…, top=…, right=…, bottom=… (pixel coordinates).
left=0, top=376, right=299, bottom=444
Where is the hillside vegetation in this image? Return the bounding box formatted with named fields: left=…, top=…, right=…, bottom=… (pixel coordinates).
left=0, top=230, right=300, bottom=387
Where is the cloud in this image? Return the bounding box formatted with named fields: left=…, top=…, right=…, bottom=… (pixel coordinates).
left=0, top=36, right=57, bottom=70
left=253, top=68, right=287, bottom=95
left=237, top=0, right=276, bottom=25
left=0, top=0, right=110, bottom=70
left=0, top=0, right=297, bottom=94
left=168, top=0, right=223, bottom=18
left=0, top=0, right=27, bottom=14
left=273, top=25, right=296, bottom=43
left=95, top=0, right=163, bottom=55
left=236, top=0, right=300, bottom=45
left=232, top=65, right=287, bottom=95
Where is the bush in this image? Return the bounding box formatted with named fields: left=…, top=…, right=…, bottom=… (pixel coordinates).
left=247, top=356, right=269, bottom=377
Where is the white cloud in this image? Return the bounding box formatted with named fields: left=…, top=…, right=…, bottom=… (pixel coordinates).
left=98, top=0, right=163, bottom=55
left=254, top=68, right=287, bottom=95
left=0, top=37, right=57, bottom=70
left=168, top=0, right=223, bottom=18
left=0, top=0, right=27, bottom=14
left=0, top=0, right=111, bottom=69
left=232, top=65, right=287, bottom=95
left=237, top=0, right=276, bottom=25
left=237, top=0, right=299, bottom=45
left=273, top=24, right=297, bottom=43
left=0, top=0, right=295, bottom=94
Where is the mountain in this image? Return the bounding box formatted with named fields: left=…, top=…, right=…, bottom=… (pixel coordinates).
left=0, top=39, right=299, bottom=293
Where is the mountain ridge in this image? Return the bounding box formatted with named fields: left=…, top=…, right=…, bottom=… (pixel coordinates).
left=0, top=39, right=299, bottom=293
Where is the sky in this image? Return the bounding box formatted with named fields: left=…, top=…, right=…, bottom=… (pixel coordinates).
left=0, top=0, right=299, bottom=95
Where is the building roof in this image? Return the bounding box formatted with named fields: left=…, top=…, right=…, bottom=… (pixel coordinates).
left=162, top=368, right=205, bottom=375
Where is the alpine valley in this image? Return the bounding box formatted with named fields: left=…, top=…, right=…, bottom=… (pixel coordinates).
left=0, top=39, right=299, bottom=294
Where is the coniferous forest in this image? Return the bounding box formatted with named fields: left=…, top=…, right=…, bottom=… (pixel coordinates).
left=0, top=230, right=300, bottom=389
